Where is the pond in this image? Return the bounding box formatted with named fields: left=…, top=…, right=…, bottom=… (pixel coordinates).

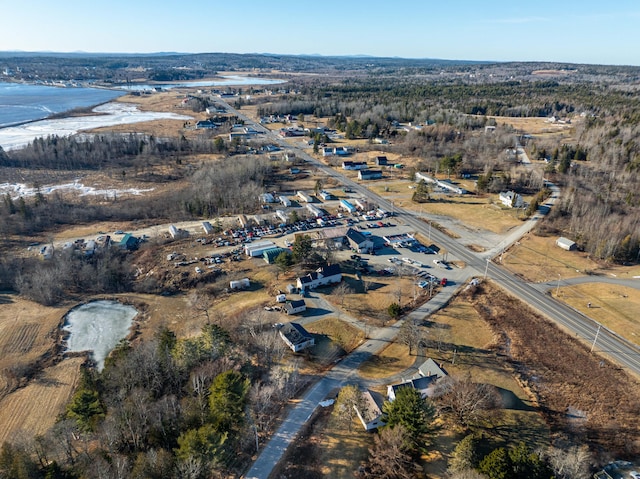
left=63, top=300, right=138, bottom=371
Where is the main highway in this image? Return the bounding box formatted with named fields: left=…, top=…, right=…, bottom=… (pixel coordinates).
left=220, top=100, right=640, bottom=377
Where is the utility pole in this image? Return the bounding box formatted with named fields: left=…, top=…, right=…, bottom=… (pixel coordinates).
left=484, top=258, right=490, bottom=280
left=556, top=274, right=561, bottom=297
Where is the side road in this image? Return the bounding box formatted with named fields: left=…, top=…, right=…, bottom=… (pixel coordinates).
left=243, top=283, right=460, bottom=479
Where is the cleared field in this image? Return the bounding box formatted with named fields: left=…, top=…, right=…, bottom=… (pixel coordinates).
left=502, top=233, right=608, bottom=282
left=369, top=180, right=525, bottom=235
left=420, top=296, right=549, bottom=478
left=317, top=415, right=370, bottom=479
left=0, top=295, right=67, bottom=399
left=558, top=283, right=640, bottom=346
left=0, top=357, right=84, bottom=444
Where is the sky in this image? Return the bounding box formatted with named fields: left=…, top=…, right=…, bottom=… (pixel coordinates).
left=2, top=0, right=640, bottom=66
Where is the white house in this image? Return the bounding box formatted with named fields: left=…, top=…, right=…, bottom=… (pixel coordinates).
left=297, top=264, right=342, bottom=290
left=306, top=204, right=324, bottom=218
left=280, top=196, right=292, bottom=207
left=284, top=299, right=307, bottom=315
left=260, top=192, right=276, bottom=204
left=499, top=191, right=524, bottom=208
left=279, top=322, right=314, bottom=352
left=387, top=358, right=448, bottom=401
left=354, top=390, right=386, bottom=431
left=275, top=209, right=288, bottom=223
left=342, top=161, right=368, bottom=170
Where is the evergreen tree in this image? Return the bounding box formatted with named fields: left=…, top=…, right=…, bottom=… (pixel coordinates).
left=382, top=387, right=436, bottom=453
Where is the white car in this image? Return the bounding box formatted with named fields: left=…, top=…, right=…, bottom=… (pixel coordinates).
left=629, top=472, right=640, bottom=479
left=195, top=267, right=203, bottom=274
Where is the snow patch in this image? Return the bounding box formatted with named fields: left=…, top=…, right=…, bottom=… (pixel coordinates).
left=0, top=102, right=192, bottom=150
left=0, top=179, right=154, bottom=200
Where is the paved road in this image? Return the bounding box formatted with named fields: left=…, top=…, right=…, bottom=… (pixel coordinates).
left=219, top=99, right=640, bottom=476
left=244, top=284, right=458, bottom=479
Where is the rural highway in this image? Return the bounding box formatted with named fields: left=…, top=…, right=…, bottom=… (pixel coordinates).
left=220, top=99, right=640, bottom=376
left=219, top=100, right=640, bottom=478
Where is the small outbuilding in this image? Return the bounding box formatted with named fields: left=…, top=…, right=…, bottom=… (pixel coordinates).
left=556, top=237, right=577, bottom=251
left=284, top=299, right=307, bottom=315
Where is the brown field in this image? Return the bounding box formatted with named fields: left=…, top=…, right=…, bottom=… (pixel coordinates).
left=0, top=357, right=84, bottom=444
left=0, top=294, right=68, bottom=398
left=368, top=180, right=525, bottom=235
left=487, top=114, right=579, bottom=139
left=358, top=341, right=415, bottom=379
left=467, top=282, right=640, bottom=458
left=268, top=405, right=370, bottom=479
left=502, top=232, right=610, bottom=282
left=557, top=283, right=640, bottom=346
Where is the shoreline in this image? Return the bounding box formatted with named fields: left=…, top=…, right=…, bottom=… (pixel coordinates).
left=0, top=100, right=121, bottom=131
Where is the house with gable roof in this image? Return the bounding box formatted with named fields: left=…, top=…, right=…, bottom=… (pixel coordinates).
left=296, top=264, right=342, bottom=291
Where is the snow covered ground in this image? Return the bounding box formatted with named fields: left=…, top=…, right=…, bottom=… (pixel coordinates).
left=0, top=179, right=154, bottom=200
left=63, top=300, right=138, bottom=371
left=0, top=102, right=192, bottom=151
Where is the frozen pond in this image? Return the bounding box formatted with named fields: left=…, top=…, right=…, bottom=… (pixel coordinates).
left=63, top=300, right=138, bottom=371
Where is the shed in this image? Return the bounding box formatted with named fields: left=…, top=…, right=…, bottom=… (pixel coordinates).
left=556, top=237, right=577, bottom=251
left=229, top=278, right=250, bottom=290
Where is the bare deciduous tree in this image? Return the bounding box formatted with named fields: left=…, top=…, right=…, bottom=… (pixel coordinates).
left=433, top=374, right=501, bottom=427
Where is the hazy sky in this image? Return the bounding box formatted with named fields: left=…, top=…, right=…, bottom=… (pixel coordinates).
left=3, top=0, right=640, bottom=66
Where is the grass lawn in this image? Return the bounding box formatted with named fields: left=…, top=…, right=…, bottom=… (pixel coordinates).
left=305, top=317, right=365, bottom=354
left=358, top=341, right=415, bottom=379
left=317, top=416, right=371, bottom=479
left=558, top=283, right=640, bottom=346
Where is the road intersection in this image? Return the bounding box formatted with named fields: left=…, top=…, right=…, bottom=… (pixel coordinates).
left=217, top=99, right=640, bottom=478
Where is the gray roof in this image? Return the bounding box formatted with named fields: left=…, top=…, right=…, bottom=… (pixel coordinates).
left=346, top=228, right=371, bottom=246
left=281, top=322, right=312, bottom=344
